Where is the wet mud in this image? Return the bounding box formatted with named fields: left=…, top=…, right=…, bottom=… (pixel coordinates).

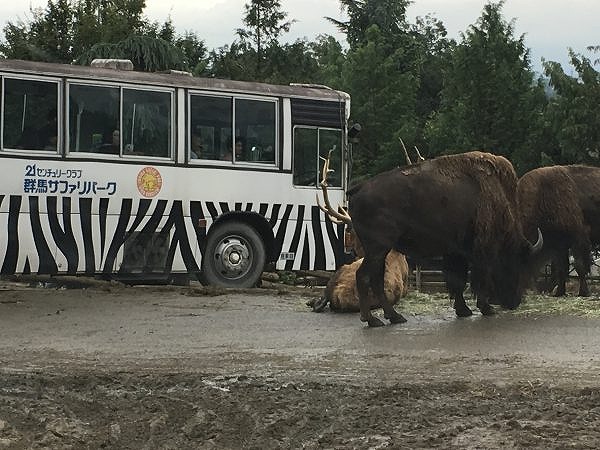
left=1, top=279, right=600, bottom=448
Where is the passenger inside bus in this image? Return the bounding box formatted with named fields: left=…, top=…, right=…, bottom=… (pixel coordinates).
left=222, top=138, right=244, bottom=161
left=97, top=129, right=120, bottom=154
left=190, top=128, right=204, bottom=159
left=40, top=110, right=58, bottom=150
left=124, top=128, right=151, bottom=156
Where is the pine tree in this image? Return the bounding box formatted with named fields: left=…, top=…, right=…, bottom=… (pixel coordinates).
left=424, top=1, right=547, bottom=173
left=236, top=0, right=295, bottom=77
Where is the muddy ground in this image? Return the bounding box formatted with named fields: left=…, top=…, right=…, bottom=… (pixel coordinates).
left=1, top=278, right=600, bottom=449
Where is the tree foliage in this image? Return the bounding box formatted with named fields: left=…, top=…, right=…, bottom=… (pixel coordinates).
left=0, top=0, right=207, bottom=72
left=425, top=1, right=547, bottom=174
left=327, top=0, right=411, bottom=49
left=1, top=0, right=599, bottom=174
left=78, top=35, right=186, bottom=72
left=331, top=0, right=451, bottom=176
left=542, top=50, right=600, bottom=165
left=341, top=24, right=420, bottom=175
left=236, top=0, right=295, bottom=77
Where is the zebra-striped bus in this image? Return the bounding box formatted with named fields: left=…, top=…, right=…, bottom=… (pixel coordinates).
left=0, top=58, right=353, bottom=287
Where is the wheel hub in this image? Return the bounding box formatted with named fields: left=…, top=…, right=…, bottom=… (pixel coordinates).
left=215, top=237, right=251, bottom=279
left=229, top=252, right=241, bottom=264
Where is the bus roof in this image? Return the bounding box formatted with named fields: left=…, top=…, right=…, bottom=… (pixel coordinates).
left=0, top=59, right=350, bottom=103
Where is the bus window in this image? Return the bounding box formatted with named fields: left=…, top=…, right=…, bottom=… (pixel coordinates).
left=319, top=129, right=342, bottom=187
left=123, top=88, right=172, bottom=158
left=293, top=127, right=318, bottom=186
left=68, top=84, right=120, bottom=154
left=189, top=94, right=232, bottom=161
left=293, top=127, right=342, bottom=187
left=2, top=78, right=59, bottom=152
left=235, top=98, right=276, bottom=164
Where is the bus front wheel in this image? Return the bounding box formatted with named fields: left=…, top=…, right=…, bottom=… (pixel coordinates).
left=201, top=222, right=266, bottom=288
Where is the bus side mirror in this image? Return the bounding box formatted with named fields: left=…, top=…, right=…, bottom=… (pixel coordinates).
left=348, top=123, right=361, bottom=143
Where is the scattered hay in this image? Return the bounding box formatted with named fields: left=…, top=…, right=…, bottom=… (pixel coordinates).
left=515, top=294, right=600, bottom=317
left=399, top=291, right=600, bottom=317
left=400, top=291, right=454, bottom=315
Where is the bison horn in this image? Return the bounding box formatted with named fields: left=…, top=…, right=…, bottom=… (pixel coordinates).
left=529, top=228, right=543, bottom=254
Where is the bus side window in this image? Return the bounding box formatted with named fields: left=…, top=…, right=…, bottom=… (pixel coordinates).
left=319, top=129, right=342, bottom=187
left=293, top=127, right=318, bottom=186
left=235, top=98, right=276, bottom=164
left=293, top=127, right=342, bottom=187
left=2, top=78, right=59, bottom=152
left=123, top=88, right=172, bottom=158
left=190, top=94, right=231, bottom=161
left=68, top=84, right=120, bottom=154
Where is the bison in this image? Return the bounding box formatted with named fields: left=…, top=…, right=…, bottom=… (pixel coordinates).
left=518, top=165, right=600, bottom=297
left=345, top=151, right=542, bottom=327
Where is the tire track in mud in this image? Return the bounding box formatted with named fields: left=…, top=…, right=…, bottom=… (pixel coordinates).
left=1, top=370, right=600, bottom=449
left=2, top=281, right=600, bottom=448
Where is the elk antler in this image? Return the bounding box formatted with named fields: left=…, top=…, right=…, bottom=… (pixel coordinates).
left=399, top=138, right=412, bottom=165
left=414, top=146, right=425, bottom=162
left=316, top=148, right=352, bottom=225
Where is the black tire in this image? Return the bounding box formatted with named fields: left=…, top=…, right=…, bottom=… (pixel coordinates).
left=201, top=222, right=266, bottom=288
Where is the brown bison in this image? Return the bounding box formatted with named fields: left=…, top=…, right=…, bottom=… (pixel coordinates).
left=347, top=151, right=542, bottom=327
left=312, top=249, right=409, bottom=313
left=518, top=165, right=600, bottom=297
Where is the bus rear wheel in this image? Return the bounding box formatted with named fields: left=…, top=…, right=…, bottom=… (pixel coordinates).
left=201, top=222, right=266, bottom=288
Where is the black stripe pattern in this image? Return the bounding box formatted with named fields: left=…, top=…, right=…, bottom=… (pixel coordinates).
left=0, top=195, right=344, bottom=275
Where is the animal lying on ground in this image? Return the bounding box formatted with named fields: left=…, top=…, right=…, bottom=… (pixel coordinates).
left=518, top=165, right=600, bottom=297
left=313, top=152, right=410, bottom=315
left=343, top=151, right=542, bottom=327
left=310, top=249, right=409, bottom=313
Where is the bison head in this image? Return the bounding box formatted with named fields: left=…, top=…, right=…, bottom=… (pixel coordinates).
left=488, top=228, right=543, bottom=309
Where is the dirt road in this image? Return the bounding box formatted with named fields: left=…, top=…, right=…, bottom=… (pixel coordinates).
left=1, top=280, right=600, bottom=449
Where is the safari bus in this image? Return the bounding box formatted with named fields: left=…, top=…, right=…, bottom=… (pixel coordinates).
left=0, top=58, right=354, bottom=287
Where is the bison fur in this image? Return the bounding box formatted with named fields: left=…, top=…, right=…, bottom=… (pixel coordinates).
left=348, top=151, right=542, bottom=327
left=518, top=165, right=600, bottom=297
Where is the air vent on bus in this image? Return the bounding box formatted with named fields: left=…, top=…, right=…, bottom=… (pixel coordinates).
left=289, top=83, right=333, bottom=90
left=90, top=59, right=134, bottom=71
left=159, top=69, right=193, bottom=77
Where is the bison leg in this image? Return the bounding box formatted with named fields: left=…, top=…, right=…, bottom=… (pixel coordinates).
left=370, top=255, right=407, bottom=324
left=553, top=248, right=570, bottom=297
left=356, top=257, right=385, bottom=327
left=577, top=274, right=590, bottom=298
left=444, top=255, right=472, bottom=317
left=383, top=306, right=407, bottom=324
left=476, top=297, right=495, bottom=315
left=379, top=293, right=407, bottom=324
left=546, top=260, right=560, bottom=294
left=572, top=241, right=592, bottom=297
left=469, top=266, right=496, bottom=315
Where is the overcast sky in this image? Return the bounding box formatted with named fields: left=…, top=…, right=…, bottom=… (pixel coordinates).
left=2, top=0, right=598, bottom=72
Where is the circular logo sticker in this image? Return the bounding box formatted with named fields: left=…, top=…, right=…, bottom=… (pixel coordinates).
left=137, top=166, right=162, bottom=198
